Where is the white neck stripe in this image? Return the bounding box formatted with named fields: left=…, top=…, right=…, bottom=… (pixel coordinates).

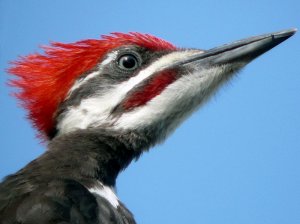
left=88, top=181, right=119, bottom=208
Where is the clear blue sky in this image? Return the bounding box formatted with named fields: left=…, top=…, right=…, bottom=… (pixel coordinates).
left=0, top=1, right=299, bottom=223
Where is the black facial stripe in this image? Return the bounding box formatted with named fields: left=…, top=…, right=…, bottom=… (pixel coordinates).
left=58, top=49, right=172, bottom=112
left=51, top=46, right=174, bottom=139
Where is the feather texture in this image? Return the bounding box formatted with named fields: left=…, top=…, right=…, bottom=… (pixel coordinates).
left=8, top=33, right=175, bottom=139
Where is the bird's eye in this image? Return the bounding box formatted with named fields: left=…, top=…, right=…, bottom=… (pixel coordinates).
left=117, top=54, right=139, bottom=70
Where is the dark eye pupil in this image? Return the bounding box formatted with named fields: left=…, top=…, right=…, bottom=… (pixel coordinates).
left=119, top=55, right=138, bottom=70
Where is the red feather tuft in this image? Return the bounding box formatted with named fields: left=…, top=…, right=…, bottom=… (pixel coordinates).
left=8, top=32, right=176, bottom=139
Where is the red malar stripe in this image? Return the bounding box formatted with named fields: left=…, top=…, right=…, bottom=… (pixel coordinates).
left=123, top=70, right=177, bottom=110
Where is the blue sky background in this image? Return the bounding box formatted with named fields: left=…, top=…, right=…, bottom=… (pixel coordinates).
left=0, top=1, right=299, bottom=223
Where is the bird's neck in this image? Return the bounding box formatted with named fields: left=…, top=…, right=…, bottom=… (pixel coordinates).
left=47, top=129, right=148, bottom=187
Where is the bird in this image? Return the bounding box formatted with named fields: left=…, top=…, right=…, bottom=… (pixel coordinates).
left=0, top=28, right=296, bottom=224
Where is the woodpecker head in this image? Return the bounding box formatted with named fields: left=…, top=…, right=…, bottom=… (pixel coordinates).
left=9, top=29, right=296, bottom=148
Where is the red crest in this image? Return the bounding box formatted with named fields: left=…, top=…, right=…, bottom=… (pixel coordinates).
left=8, top=32, right=175, bottom=139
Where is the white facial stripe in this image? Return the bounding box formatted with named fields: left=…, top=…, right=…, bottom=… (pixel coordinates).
left=58, top=66, right=225, bottom=136
left=100, top=51, right=118, bottom=65
left=88, top=181, right=119, bottom=208
left=58, top=50, right=204, bottom=134
left=57, top=93, right=118, bottom=133
left=113, top=50, right=202, bottom=95
left=70, top=50, right=202, bottom=99
left=68, top=70, right=100, bottom=95
left=68, top=51, right=118, bottom=95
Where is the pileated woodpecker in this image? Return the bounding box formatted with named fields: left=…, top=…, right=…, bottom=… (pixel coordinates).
left=0, top=29, right=296, bottom=223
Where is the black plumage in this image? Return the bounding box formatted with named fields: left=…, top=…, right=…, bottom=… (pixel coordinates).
left=0, top=130, right=145, bottom=224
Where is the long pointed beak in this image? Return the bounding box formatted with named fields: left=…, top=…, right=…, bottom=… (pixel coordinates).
left=175, top=28, right=297, bottom=67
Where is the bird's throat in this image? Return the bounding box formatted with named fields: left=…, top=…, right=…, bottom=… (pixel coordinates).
left=48, top=129, right=146, bottom=186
